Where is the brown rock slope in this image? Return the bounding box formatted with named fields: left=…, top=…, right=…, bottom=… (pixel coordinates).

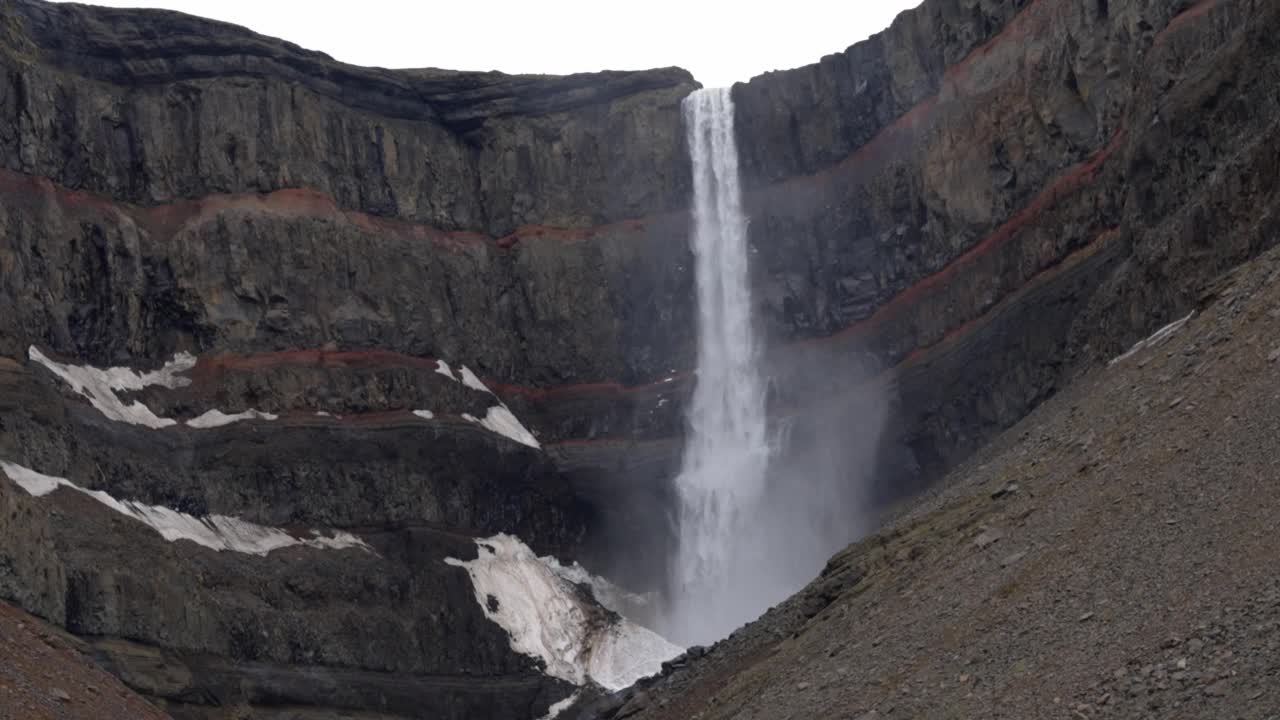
left=611, top=241, right=1280, bottom=719
left=0, top=600, right=169, bottom=720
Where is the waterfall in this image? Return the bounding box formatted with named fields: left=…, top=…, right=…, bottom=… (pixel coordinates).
left=665, top=87, right=774, bottom=646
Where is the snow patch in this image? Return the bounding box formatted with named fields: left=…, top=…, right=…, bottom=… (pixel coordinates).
left=186, top=408, right=279, bottom=429
left=434, top=359, right=456, bottom=381
left=462, top=407, right=540, bottom=449
left=446, top=534, right=681, bottom=691
left=458, top=365, right=492, bottom=394
left=435, top=363, right=540, bottom=448
left=1, top=460, right=368, bottom=556
left=28, top=346, right=194, bottom=428
left=412, top=410, right=435, bottom=420
left=1111, top=311, right=1196, bottom=365
left=538, top=692, right=580, bottom=720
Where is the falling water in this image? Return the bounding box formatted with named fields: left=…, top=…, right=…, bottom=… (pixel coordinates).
left=666, top=87, right=773, bottom=646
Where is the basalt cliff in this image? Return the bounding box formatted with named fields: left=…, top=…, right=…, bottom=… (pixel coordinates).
left=1, top=0, right=1277, bottom=718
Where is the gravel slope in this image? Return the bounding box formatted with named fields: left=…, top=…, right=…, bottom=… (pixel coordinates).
left=0, top=601, right=170, bottom=720
left=601, top=241, right=1280, bottom=720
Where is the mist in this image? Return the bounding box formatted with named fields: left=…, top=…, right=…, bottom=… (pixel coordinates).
left=653, top=345, right=891, bottom=647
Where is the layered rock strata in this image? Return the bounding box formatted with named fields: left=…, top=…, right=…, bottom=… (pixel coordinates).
left=2, top=0, right=1278, bottom=716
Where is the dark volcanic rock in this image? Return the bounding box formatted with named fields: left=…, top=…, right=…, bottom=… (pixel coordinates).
left=0, top=0, right=698, bottom=235
left=3, top=0, right=1280, bottom=717
left=737, top=0, right=1280, bottom=482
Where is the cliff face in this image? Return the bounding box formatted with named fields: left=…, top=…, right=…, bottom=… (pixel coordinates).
left=0, top=1, right=697, bottom=716
left=1, top=0, right=1278, bottom=717
left=0, top=0, right=700, bottom=380
left=738, top=0, right=1280, bottom=482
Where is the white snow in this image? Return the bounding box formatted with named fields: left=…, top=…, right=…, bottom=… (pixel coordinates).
left=1, top=460, right=368, bottom=556
left=315, top=411, right=333, bottom=417
left=186, top=408, right=279, bottom=428
left=446, top=533, right=681, bottom=691
left=462, top=407, right=541, bottom=449
left=28, top=346, right=195, bottom=428
left=1110, top=311, right=1196, bottom=365
left=431, top=363, right=541, bottom=448
left=458, top=365, right=492, bottom=394
left=29, top=345, right=541, bottom=446
left=538, top=692, right=580, bottom=720
left=30, top=346, right=286, bottom=431
left=434, top=359, right=456, bottom=381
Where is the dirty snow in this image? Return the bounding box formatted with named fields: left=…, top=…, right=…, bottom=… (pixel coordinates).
left=1110, top=311, right=1195, bottom=365
left=0, top=460, right=368, bottom=556
left=28, top=346, right=194, bottom=428
left=544, top=555, right=655, bottom=618
left=446, top=533, right=681, bottom=690
left=186, top=408, right=279, bottom=429
left=412, top=410, right=435, bottom=420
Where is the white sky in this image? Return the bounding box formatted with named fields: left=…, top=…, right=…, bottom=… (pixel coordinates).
left=55, top=1, right=924, bottom=87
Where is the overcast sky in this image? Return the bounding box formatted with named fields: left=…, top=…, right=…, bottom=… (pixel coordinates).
left=55, top=0, right=924, bottom=87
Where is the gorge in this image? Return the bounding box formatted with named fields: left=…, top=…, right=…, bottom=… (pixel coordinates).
left=2, top=0, right=1280, bottom=718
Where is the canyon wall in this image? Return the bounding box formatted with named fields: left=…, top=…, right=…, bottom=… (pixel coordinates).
left=740, top=0, right=1279, bottom=486
left=1, top=0, right=1278, bottom=717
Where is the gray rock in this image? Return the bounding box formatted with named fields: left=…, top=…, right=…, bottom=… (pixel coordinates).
left=974, top=529, right=1005, bottom=550
left=616, top=691, right=651, bottom=719
left=1000, top=551, right=1028, bottom=568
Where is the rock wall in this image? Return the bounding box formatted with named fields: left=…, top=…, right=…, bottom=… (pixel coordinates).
left=0, top=1, right=700, bottom=714
left=740, top=0, right=1280, bottom=482
left=1, top=0, right=1279, bottom=716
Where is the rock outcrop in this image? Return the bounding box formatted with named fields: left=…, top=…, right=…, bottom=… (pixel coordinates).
left=1, top=0, right=1279, bottom=717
